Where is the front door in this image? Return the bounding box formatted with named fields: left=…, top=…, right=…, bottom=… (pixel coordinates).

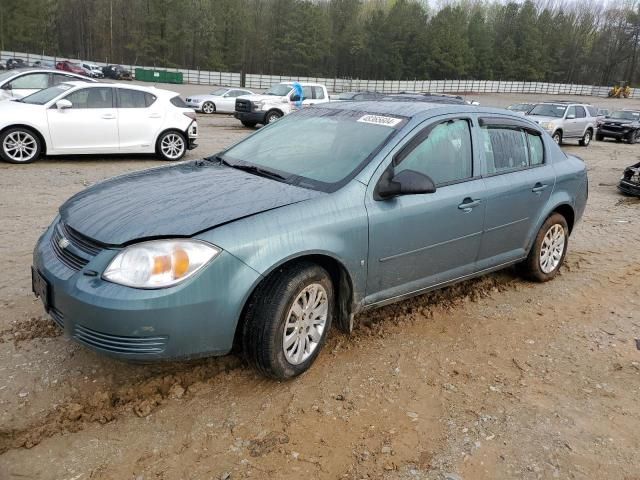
left=365, top=117, right=486, bottom=305
left=46, top=87, right=119, bottom=153
left=476, top=118, right=555, bottom=268
left=5, top=72, right=50, bottom=99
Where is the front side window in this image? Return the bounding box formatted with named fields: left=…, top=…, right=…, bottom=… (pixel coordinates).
left=118, top=89, right=149, bottom=108
left=9, top=73, right=49, bottom=89
left=313, top=87, right=325, bottom=100
left=566, top=106, right=576, bottom=118
left=482, top=126, right=544, bottom=174
left=223, top=108, right=405, bottom=191
left=64, top=87, right=114, bottom=108
left=395, top=119, right=473, bottom=185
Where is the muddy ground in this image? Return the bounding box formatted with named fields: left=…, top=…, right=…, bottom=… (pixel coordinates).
left=1, top=90, right=639, bottom=480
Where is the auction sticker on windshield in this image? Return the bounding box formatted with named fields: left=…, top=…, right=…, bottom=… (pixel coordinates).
left=358, top=114, right=402, bottom=127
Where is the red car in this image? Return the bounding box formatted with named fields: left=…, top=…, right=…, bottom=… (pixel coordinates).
left=56, top=61, right=88, bottom=77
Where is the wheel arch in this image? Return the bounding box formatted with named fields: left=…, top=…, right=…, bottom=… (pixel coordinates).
left=0, top=124, right=48, bottom=155
left=155, top=127, right=187, bottom=150
left=265, top=108, right=284, bottom=119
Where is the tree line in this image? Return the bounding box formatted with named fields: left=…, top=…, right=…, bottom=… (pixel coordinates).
left=2, top=0, right=640, bottom=85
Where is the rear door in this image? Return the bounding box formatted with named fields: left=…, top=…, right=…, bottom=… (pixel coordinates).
left=46, top=86, right=119, bottom=153
left=476, top=117, right=555, bottom=269
left=116, top=88, right=164, bottom=152
left=574, top=105, right=588, bottom=137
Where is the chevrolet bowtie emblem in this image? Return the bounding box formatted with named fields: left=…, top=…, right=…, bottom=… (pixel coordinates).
left=58, top=237, right=70, bottom=249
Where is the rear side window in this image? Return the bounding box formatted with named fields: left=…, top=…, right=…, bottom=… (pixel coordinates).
left=64, top=87, right=113, bottom=108
left=312, top=87, right=325, bottom=100
left=586, top=106, right=598, bottom=117
left=170, top=96, right=188, bottom=108
left=575, top=106, right=586, bottom=118
left=395, top=119, right=473, bottom=185
left=118, top=89, right=155, bottom=108
left=482, top=126, right=544, bottom=174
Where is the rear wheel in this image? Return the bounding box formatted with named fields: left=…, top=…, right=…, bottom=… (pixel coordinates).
left=0, top=127, right=42, bottom=164
left=518, top=213, right=569, bottom=282
left=156, top=131, right=186, bottom=161
left=579, top=129, right=592, bottom=147
left=202, top=102, right=215, bottom=114
left=552, top=131, right=562, bottom=145
left=242, top=262, right=333, bottom=379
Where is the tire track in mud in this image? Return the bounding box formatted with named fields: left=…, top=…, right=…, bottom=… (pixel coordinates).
left=0, top=267, right=540, bottom=455
left=0, top=316, right=63, bottom=345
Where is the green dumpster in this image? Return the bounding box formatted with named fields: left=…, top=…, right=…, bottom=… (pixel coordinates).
left=135, top=68, right=183, bottom=84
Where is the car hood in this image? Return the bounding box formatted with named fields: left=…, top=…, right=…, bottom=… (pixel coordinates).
left=603, top=118, right=636, bottom=125
left=186, top=94, right=219, bottom=101
left=59, top=160, right=325, bottom=246
left=526, top=115, right=562, bottom=124
left=239, top=94, right=288, bottom=102
left=0, top=99, right=42, bottom=113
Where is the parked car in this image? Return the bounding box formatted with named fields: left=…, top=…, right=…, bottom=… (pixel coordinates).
left=33, top=60, right=56, bottom=69
left=80, top=63, right=105, bottom=79
left=102, top=65, right=133, bottom=80
left=56, top=61, right=89, bottom=76
left=234, top=82, right=330, bottom=127
left=618, top=162, right=640, bottom=196
left=507, top=103, right=535, bottom=115
left=6, top=58, right=27, bottom=69
left=0, top=68, right=96, bottom=101
left=382, top=93, right=466, bottom=105
left=31, top=101, right=587, bottom=379
left=596, top=110, right=640, bottom=143
left=526, top=102, right=596, bottom=146
left=0, top=82, right=197, bottom=164
left=185, top=87, right=254, bottom=113
left=334, top=91, right=385, bottom=101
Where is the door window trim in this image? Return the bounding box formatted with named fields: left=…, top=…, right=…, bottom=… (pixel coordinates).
left=57, top=86, right=116, bottom=109
left=392, top=116, right=478, bottom=187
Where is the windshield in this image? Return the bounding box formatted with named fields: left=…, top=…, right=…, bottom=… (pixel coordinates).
left=264, top=84, right=293, bottom=96
left=223, top=108, right=405, bottom=192
left=20, top=84, right=73, bottom=105
left=528, top=104, right=567, bottom=118
left=338, top=92, right=357, bottom=100
left=610, top=110, right=640, bottom=121
left=210, top=88, right=228, bottom=96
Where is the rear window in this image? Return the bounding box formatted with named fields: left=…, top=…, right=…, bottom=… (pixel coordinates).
left=170, top=96, right=189, bottom=108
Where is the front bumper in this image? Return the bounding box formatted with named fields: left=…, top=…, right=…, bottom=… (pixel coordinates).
left=597, top=127, right=632, bottom=139
left=187, top=121, right=198, bottom=150
left=618, top=179, right=640, bottom=196
left=185, top=101, right=203, bottom=111
left=234, top=111, right=266, bottom=124
left=32, top=222, right=261, bottom=360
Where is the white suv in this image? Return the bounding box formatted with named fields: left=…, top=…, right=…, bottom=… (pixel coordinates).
left=0, top=82, right=198, bottom=164
left=234, top=82, right=330, bottom=127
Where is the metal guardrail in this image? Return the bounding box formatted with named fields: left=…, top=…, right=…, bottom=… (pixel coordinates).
left=1, top=50, right=634, bottom=98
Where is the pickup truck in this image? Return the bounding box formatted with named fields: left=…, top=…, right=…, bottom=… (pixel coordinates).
left=234, top=82, right=330, bottom=127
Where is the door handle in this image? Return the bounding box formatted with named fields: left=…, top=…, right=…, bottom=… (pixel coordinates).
left=532, top=182, right=549, bottom=193
left=458, top=198, right=482, bottom=212
left=101, top=113, right=116, bottom=119
left=149, top=113, right=162, bottom=118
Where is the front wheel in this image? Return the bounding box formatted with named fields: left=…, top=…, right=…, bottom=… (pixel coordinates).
left=518, top=213, right=569, bottom=282
left=242, top=262, right=333, bottom=379
left=552, top=131, right=562, bottom=145
left=579, top=129, right=592, bottom=147
left=265, top=110, right=282, bottom=125
left=202, top=102, right=215, bottom=114
left=0, top=127, right=42, bottom=164
left=627, top=130, right=640, bottom=144
left=156, top=131, right=186, bottom=161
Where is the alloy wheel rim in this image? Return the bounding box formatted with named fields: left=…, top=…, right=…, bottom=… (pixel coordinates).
left=539, top=224, right=565, bottom=274
left=553, top=134, right=561, bottom=144
left=283, top=283, right=328, bottom=365
left=203, top=103, right=214, bottom=113
left=160, top=134, right=185, bottom=159
left=268, top=114, right=280, bottom=123
left=3, top=131, right=37, bottom=162
left=584, top=132, right=591, bottom=144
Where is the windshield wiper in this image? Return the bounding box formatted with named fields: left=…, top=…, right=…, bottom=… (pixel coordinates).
left=212, top=154, right=288, bottom=181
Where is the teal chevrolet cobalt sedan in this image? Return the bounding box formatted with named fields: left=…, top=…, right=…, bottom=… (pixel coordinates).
left=32, top=101, right=588, bottom=378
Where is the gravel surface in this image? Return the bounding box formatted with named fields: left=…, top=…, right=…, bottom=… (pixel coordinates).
left=0, top=90, right=639, bottom=480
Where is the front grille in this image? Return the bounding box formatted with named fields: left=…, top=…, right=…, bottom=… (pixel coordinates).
left=73, top=324, right=168, bottom=355
left=50, top=221, right=103, bottom=271
left=235, top=98, right=251, bottom=112
left=186, top=97, right=191, bottom=102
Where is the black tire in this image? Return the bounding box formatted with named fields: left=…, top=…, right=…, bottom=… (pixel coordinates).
left=241, top=121, right=257, bottom=128
left=627, top=130, right=640, bottom=144
left=242, top=261, right=334, bottom=379
left=156, top=130, right=187, bottom=161
left=595, top=133, right=604, bottom=141
left=552, top=131, right=562, bottom=145
left=264, top=110, right=282, bottom=125
left=202, top=102, right=215, bottom=114
left=579, top=129, right=592, bottom=147
left=0, top=127, right=42, bottom=164
left=518, top=213, right=569, bottom=282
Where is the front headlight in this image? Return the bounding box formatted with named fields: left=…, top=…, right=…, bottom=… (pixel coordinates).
left=103, top=239, right=220, bottom=289
left=253, top=100, right=266, bottom=110
left=539, top=122, right=552, bottom=129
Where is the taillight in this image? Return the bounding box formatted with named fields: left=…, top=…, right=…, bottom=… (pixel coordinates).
left=183, top=111, right=196, bottom=121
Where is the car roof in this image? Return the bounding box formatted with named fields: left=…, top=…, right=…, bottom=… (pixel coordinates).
left=62, top=81, right=178, bottom=96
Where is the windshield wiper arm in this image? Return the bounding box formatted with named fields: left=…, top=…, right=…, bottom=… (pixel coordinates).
left=212, top=155, right=288, bottom=181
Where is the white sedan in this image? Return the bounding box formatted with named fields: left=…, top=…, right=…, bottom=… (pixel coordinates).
left=0, top=82, right=198, bottom=164
left=0, top=68, right=96, bottom=101
left=185, top=87, right=254, bottom=113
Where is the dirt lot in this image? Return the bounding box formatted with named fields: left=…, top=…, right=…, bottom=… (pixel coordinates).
left=1, top=91, right=639, bottom=480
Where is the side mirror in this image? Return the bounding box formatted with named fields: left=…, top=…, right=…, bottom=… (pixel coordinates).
left=566, top=114, right=576, bottom=120
left=290, top=94, right=303, bottom=102
left=375, top=168, right=436, bottom=200
left=2, top=83, right=11, bottom=90
left=56, top=99, right=72, bottom=110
